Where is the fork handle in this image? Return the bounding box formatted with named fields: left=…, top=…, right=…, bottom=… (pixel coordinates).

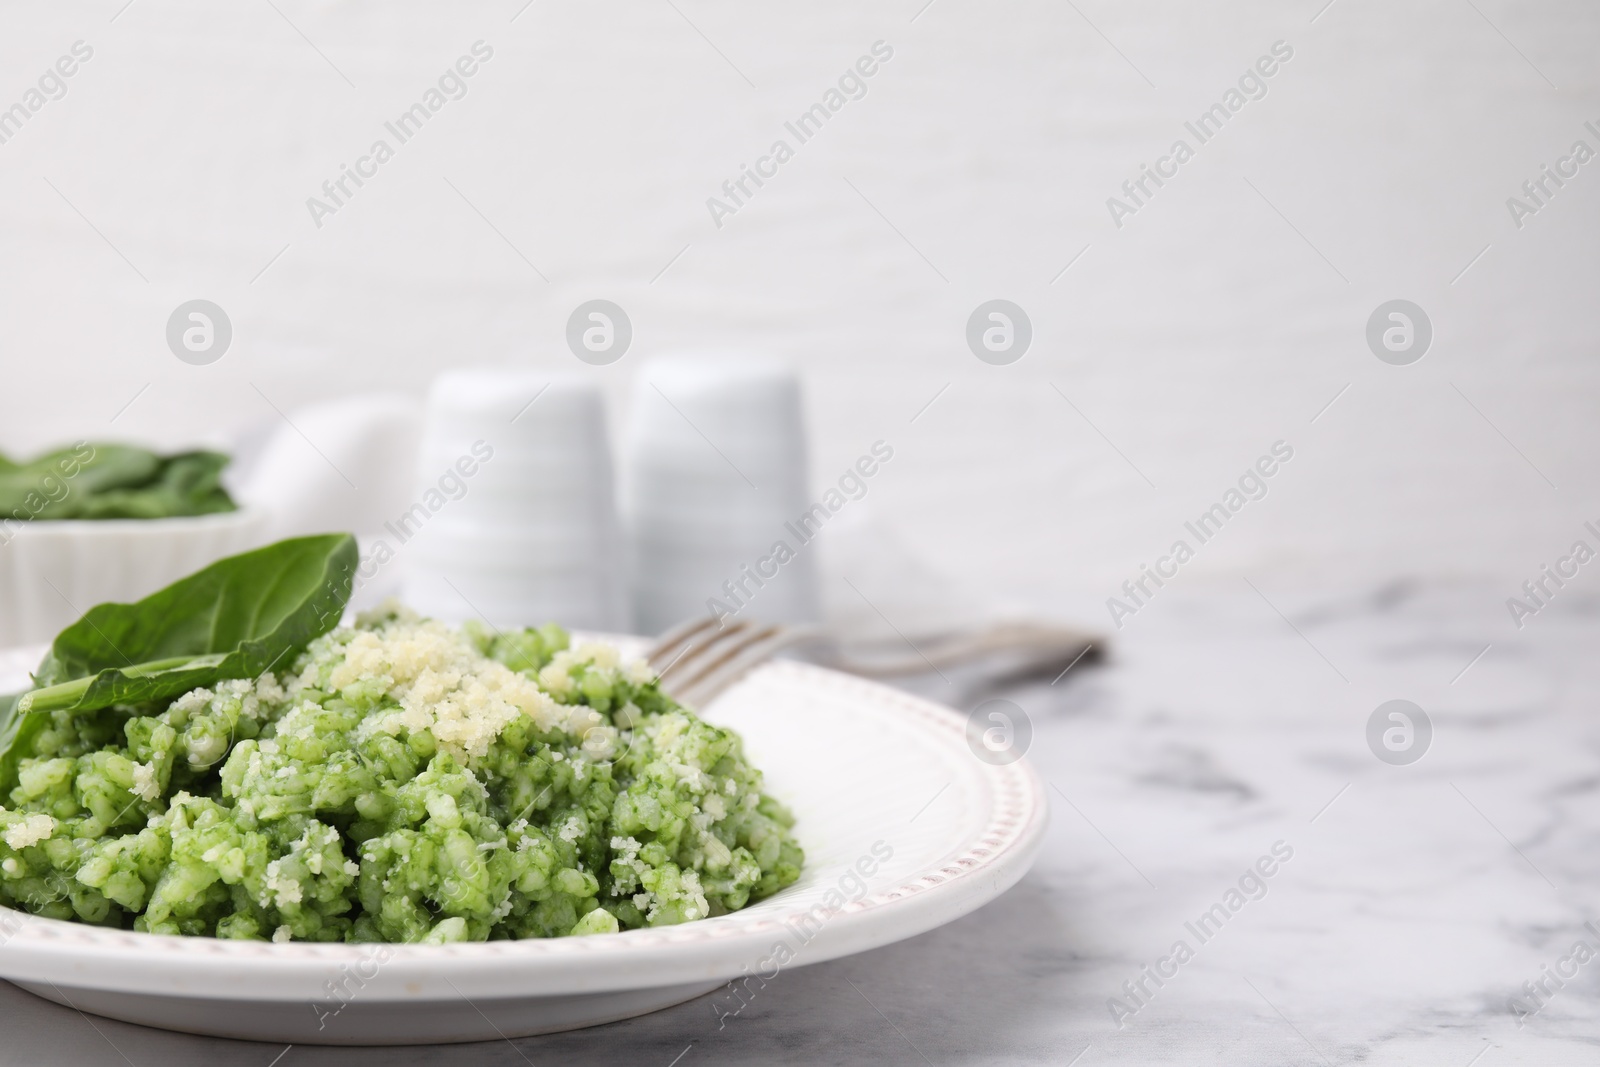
left=816, top=620, right=1101, bottom=678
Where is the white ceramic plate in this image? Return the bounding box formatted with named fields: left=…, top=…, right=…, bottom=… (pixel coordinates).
left=0, top=641, right=1046, bottom=1046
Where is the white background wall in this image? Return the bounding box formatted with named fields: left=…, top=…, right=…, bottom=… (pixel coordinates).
left=1, top=1, right=1596, bottom=630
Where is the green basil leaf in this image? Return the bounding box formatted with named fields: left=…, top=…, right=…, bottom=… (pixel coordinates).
left=0, top=692, right=42, bottom=805
left=18, top=533, right=357, bottom=716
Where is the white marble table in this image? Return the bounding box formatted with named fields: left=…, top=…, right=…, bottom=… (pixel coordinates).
left=2, top=579, right=1594, bottom=1066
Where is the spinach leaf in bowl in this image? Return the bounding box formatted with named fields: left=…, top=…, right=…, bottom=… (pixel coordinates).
left=0, top=443, right=237, bottom=520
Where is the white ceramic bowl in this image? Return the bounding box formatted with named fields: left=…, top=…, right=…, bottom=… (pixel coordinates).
left=0, top=509, right=270, bottom=646
left=0, top=638, right=1046, bottom=1045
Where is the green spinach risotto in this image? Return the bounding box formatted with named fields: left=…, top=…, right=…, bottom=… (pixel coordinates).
left=0, top=605, right=802, bottom=942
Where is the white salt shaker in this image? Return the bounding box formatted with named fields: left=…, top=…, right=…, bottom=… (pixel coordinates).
left=624, top=354, right=819, bottom=633
left=401, top=368, right=627, bottom=632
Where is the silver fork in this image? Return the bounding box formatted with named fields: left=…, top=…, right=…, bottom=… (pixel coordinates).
left=644, top=618, right=815, bottom=708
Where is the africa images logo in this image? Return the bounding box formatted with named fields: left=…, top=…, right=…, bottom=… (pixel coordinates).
left=304, top=42, right=495, bottom=228
left=1105, top=40, right=1294, bottom=228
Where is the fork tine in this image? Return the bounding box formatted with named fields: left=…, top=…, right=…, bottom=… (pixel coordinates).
left=651, top=620, right=762, bottom=694
left=645, top=616, right=724, bottom=672
left=668, top=623, right=781, bottom=696
left=644, top=616, right=822, bottom=708
left=673, top=648, right=779, bottom=708
left=671, top=625, right=817, bottom=708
